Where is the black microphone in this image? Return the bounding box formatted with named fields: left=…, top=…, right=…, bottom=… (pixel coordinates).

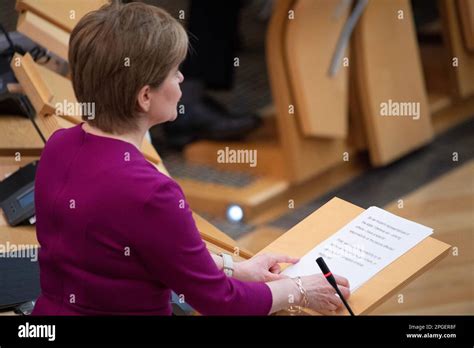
left=316, top=257, right=355, bottom=316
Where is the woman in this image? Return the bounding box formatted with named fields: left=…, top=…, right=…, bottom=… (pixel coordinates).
left=32, top=2, right=350, bottom=315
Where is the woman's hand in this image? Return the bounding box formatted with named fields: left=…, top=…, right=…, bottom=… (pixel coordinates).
left=233, top=253, right=299, bottom=282
left=301, top=273, right=351, bottom=315
left=266, top=272, right=351, bottom=315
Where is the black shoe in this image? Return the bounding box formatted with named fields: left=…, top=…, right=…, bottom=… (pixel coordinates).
left=163, top=98, right=261, bottom=149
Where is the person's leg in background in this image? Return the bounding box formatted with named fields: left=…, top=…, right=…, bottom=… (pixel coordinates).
left=183, top=0, right=241, bottom=90
left=162, top=0, right=261, bottom=150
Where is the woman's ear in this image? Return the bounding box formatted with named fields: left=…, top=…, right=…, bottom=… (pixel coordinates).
left=136, top=85, right=152, bottom=113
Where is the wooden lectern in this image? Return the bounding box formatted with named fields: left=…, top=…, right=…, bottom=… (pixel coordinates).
left=258, top=197, right=451, bottom=315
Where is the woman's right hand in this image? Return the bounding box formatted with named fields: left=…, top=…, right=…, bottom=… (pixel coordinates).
left=300, top=273, right=351, bottom=315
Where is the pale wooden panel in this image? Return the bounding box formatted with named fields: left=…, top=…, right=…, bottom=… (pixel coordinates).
left=285, top=0, right=349, bottom=138
left=457, top=0, right=474, bottom=52
left=440, top=0, right=474, bottom=98
left=258, top=197, right=450, bottom=315
left=17, top=11, right=70, bottom=61
left=36, top=64, right=77, bottom=115
left=354, top=0, right=434, bottom=165
left=16, top=0, right=109, bottom=33
left=0, top=225, right=37, bottom=247
left=10, top=53, right=54, bottom=116
left=0, top=116, right=43, bottom=155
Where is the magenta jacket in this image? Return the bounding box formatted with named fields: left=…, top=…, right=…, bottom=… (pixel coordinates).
left=32, top=124, right=272, bottom=315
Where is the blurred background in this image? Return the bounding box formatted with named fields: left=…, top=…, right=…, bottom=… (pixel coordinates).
left=0, top=0, right=472, bottom=315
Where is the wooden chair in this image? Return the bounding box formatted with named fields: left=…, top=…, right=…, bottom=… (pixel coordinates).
left=285, top=0, right=350, bottom=138
left=353, top=0, right=434, bottom=165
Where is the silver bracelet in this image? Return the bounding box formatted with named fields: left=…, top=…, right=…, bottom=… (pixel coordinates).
left=287, top=277, right=308, bottom=314
left=293, top=276, right=309, bottom=308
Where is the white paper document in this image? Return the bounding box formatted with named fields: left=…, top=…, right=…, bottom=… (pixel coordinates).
left=282, top=206, right=433, bottom=292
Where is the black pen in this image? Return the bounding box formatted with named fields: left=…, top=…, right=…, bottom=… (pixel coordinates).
left=316, top=257, right=355, bottom=316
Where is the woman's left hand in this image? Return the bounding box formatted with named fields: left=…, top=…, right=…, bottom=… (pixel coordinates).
left=233, top=253, right=300, bottom=282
